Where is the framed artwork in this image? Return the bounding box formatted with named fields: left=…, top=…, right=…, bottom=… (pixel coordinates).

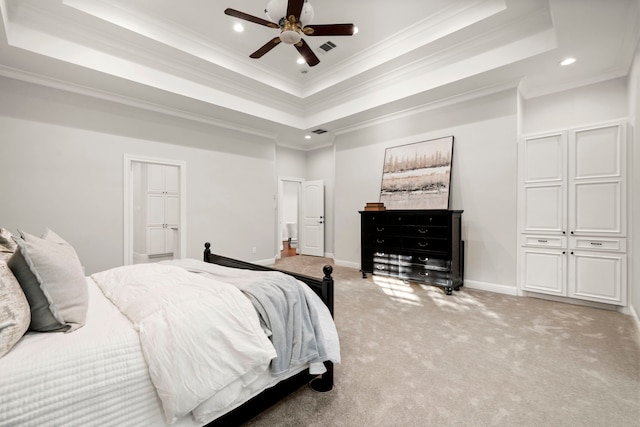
left=379, top=136, right=454, bottom=210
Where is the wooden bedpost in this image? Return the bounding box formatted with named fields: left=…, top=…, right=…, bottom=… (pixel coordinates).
left=204, top=242, right=211, bottom=262
left=308, top=264, right=334, bottom=393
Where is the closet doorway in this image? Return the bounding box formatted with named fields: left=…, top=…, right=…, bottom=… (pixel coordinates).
left=278, top=177, right=301, bottom=258
left=124, top=155, right=187, bottom=265
left=277, top=177, right=325, bottom=258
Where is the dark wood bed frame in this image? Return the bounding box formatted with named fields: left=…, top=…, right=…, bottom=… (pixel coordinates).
left=202, top=242, right=335, bottom=426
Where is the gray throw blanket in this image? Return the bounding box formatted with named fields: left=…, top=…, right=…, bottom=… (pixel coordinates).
left=164, top=259, right=334, bottom=375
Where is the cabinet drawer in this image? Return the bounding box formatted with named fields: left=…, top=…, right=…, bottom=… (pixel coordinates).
left=363, top=235, right=402, bottom=248
left=373, top=252, right=413, bottom=265
left=387, top=213, right=449, bottom=226
left=522, top=235, right=566, bottom=248
left=403, top=237, right=448, bottom=253
left=373, top=262, right=411, bottom=275
left=570, top=237, right=626, bottom=252
left=407, top=268, right=452, bottom=285
left=402, top=225, right=449, bottom=238
left=410, top=255, right=450, bottom=270
left=361, top=214, right=387, bottom=226
left=363, top=224, right=401, bottom=236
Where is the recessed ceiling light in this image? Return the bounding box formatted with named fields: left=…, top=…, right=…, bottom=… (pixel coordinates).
left=560, top=57, right=576, bottom=66
left=305, top=135, right=311, bottom=139
left=297, top=57, right=305, bottom=65
left=233, top=23, right=244, bottom=32
left=353, top=26, right=359, bottom=35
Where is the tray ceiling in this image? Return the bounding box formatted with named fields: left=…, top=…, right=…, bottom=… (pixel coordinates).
left=0, top=0, right=638, bottom=149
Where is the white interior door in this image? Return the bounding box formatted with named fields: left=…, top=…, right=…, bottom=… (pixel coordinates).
left=300, top=180, right=325, bottom=257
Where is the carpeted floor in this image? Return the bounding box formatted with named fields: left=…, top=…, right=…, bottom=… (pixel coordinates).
left=242, top=255, right=640, bottom=427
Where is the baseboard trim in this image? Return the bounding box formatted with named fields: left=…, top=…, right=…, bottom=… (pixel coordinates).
left=254, top=257, right=276, bottom=266
left=333, top=259, right=360, bottom=270
left=464, top=280, right=518, bottom=296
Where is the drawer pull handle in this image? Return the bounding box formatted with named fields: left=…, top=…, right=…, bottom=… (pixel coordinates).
left=418, top=228, right=428, bottom=234
left=419, top=257, right=429, bottom=262
left=418, top=242, right=429, bottom=247
left=590, top=242, right=603, bottom=246
left=537, top=239, right=548, bottom=243
left=377, top=239, right=385, bottom=244
left=419, top=272, right=429, bottom=276
left=376, top=227, right=384, bottom=232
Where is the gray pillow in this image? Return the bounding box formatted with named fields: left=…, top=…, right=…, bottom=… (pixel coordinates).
left=0, top=261, right=30, bottom=357
left=8, top=229, right=87, bottom=332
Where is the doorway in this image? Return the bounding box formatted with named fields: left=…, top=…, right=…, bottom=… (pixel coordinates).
left=124, top=155, right=187, bottom=265
left=278, top=177, right=301, bottom=258
left=277, top=177, right=325, bottom=258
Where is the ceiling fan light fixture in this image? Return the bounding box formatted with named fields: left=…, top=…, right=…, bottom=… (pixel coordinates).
left=280, top=30, right=301, bottom=44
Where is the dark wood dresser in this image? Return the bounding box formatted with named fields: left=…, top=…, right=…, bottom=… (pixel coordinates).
left=359, top=209, right=464, bottom=294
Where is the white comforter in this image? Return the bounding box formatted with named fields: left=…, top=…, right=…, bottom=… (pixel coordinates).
left=91, top=263, right=277, bottom=424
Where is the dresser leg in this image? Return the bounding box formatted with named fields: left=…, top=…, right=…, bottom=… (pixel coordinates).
left=362, top=272, right=367, bottom=279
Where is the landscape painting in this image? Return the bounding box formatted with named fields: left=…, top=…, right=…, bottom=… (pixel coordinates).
left=379, top=136, right=454, bottom=209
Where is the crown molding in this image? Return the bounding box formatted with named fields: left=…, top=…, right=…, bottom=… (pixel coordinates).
left=0, top=64, right=279, bottom=141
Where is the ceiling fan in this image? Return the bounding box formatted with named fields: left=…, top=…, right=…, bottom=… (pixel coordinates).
left=224, top=0, right=356, bottom=67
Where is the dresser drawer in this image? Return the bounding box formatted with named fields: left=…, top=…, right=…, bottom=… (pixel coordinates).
left=361, top=213, right=388, bottom=226
left=372, top=262, right=411, bottom=275
left=387, top=213, right=449, bottom=226
left=409, top=255, right=450, bottom=270
left=403, top=237, right=448, bottom=253
left=363, top=235, right=402, bottom=249
left=373, top=252, right=413, bottom=265
left=402, top=225, right=449, bottom=238
left=407, top=268, right=452, bottom=285
left=362, top=224, right=401, bottom=236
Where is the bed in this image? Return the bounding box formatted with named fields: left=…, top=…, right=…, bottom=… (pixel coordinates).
left=0, top=228, right=339, bottom=427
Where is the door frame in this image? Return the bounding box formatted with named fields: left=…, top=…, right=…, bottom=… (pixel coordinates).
left=277, top=176, right=303, bottom=258
left=124, top=154, right=187, bottom=265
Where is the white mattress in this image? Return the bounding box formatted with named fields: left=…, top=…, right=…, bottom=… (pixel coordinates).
left=0, top=276, right=317, bottom=427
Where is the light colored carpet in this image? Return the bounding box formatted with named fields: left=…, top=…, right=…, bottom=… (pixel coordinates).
left=242, top=255, right=640, bottom=427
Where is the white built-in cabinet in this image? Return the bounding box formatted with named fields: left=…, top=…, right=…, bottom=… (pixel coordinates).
left=146, top=164, right=180, bottom=255
left=518, top=120, right=628, bottom=306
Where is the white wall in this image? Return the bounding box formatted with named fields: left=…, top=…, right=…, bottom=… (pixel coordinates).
left=0, top=76, right=277, bottom=274
left=522, top=78, right=628, bottom=134
left=333, top=89, right=519, bottom=293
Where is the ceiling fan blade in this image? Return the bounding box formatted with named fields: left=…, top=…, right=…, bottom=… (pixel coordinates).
left=250, top=37, right=282, bottom=59
left=295, top=39, right=320, bottom=67
left=224, top=8, right=278, bottom=28
left=287, top=0, right=304, bottom=21
left=305, top=24, right=356, bottom=36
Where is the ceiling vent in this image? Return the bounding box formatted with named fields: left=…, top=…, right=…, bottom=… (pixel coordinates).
left=319, top=41, right=337, bottom=52
left=312, top=128, right=328, bottom=134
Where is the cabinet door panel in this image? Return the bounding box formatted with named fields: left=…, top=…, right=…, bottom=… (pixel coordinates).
left=571, top=181, right=622, bottom=234
left=146, top=164, right=164, bottom=193
left=522, top=134, right=565, bottom=183
left=522, top=184, right=565, bottom=233
left=569, top=252, right=626, bottom=305
left=164, top=195, right=180, bottom=225
left=573, top=126, right=621, bottom=179
left=147, top=194, right=165, bottom=225
left=569, top=123, right=626, bottom=236
left=520, top=248, right=566, bottom=296
left=164, top=165, right=180, bottom=194
left=148, top=227, right=166, bottom=254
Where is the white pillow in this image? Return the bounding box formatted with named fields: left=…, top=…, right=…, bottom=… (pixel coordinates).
left=8, top=229, right=87, bottom=332
left=0, top=261, right=30, bottom=357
